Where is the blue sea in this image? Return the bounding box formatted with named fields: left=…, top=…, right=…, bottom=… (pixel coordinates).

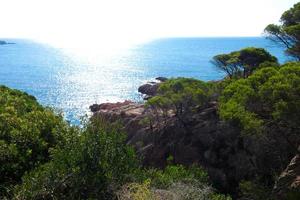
left=0, top=37, right=288, bottom=124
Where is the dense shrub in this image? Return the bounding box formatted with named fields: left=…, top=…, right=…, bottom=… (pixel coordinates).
left=13, top=117, right=224, bottom=199
left=219, top=64, right=300, bottom=152
left=117, top=180, right=154, bottom=200
left=118, top=164, right=231, bottom=200
left=0, top=86, right=228, bottom=199
left=219, top=63, right=300, bottom=198
left=13, top=117, right=138, bottom=199
left=138, top=164, right=209, bottom=189
left=0, top=86, right=71, bottom=196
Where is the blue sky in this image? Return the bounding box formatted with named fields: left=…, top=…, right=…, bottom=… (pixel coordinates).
left=0, top=0, right=298, bottom=48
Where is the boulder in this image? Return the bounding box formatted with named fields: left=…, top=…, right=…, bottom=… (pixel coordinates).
left=138, top=77, right=168, bottom=99
left=90, top=104, right=101, bottom=112
left=138, top=83, right=159, bottom=96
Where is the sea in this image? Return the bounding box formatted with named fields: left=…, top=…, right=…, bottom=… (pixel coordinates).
left=0, top=37, right=288, bottom=124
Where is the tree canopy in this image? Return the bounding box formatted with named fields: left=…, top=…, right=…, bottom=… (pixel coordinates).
left=212, top=47, right=278, bottom=78
left=265, top=2, right=300, bottom=60
left=219, top=63, right=300, bottom=152
left=146, top=78, right=210, bottom=121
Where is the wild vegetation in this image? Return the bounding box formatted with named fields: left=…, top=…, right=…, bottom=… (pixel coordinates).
left=1, top=2, right=300, bottom=200
left=0, top=86, right=228, bottom=199
left=219, top=63, right=300, bottom=199
left=13, top=117, right=138, bottom=199
left=0, top=86, right=72, bottom=197
left=219, top=63, right=300, bottom=149
left=144, top=63, right=299, bottom=199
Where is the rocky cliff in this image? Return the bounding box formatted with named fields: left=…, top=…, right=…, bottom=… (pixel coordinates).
left=90, top=101, right=256, bottom=194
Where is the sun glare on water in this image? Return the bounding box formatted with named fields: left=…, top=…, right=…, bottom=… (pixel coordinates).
left=30, top=35, right=152, bottom=124
left=39, top=35, right=151, bottom=63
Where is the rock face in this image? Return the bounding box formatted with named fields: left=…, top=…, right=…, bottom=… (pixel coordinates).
left=91, top=101, right=147, bottom=140
left=90, top=101, right=144, bottom=119
left=90, top=99, right=256, bottom=194
left=138, top=77, right=167, bottom=99
left=273, top=154, right=300, bottom=199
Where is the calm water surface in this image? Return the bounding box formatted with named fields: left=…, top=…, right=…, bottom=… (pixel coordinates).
left=0, top=37, right=287, bottom=124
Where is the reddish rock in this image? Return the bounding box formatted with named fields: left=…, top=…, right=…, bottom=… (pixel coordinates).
left=90, top=100, right=253, bottom=194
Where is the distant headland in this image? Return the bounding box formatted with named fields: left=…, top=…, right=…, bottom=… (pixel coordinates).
left=0, top=40, right=15, bottom=45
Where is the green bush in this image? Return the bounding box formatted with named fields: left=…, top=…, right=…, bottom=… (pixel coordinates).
left=13, top=117, right=138, bottom=199
left=135, top=164, right=209, bottom=189
left=0, top=86, right=71, bottom=197
left=219, top=64, right=300, bottom=152
left=123, top=164, right=230, bottom=200
left=219, top=64, right=300, bottom=198
left=117, top=179, right=155, bottom=200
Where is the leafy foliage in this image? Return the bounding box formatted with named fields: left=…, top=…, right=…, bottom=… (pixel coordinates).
left=5, top=4, right=300, bottom=196
left=138, top=164, right=209, bottom=189
left=13, top=117, right=138, bottom=199
left=13, top=125, right=224, bottom=200
left=212, top=47, right=278, bottom=78
left=265, top=2, right=300, bottom=60
left=219, top=63, right=300, bottom=151
left=117, top=179, right=155, bottom=200
left=0, top=86, right=228, bottom=199
left=0, top=86, right=71, bottom=196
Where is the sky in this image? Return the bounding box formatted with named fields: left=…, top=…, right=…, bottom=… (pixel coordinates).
left=0, top=0, right=299, bottom=48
